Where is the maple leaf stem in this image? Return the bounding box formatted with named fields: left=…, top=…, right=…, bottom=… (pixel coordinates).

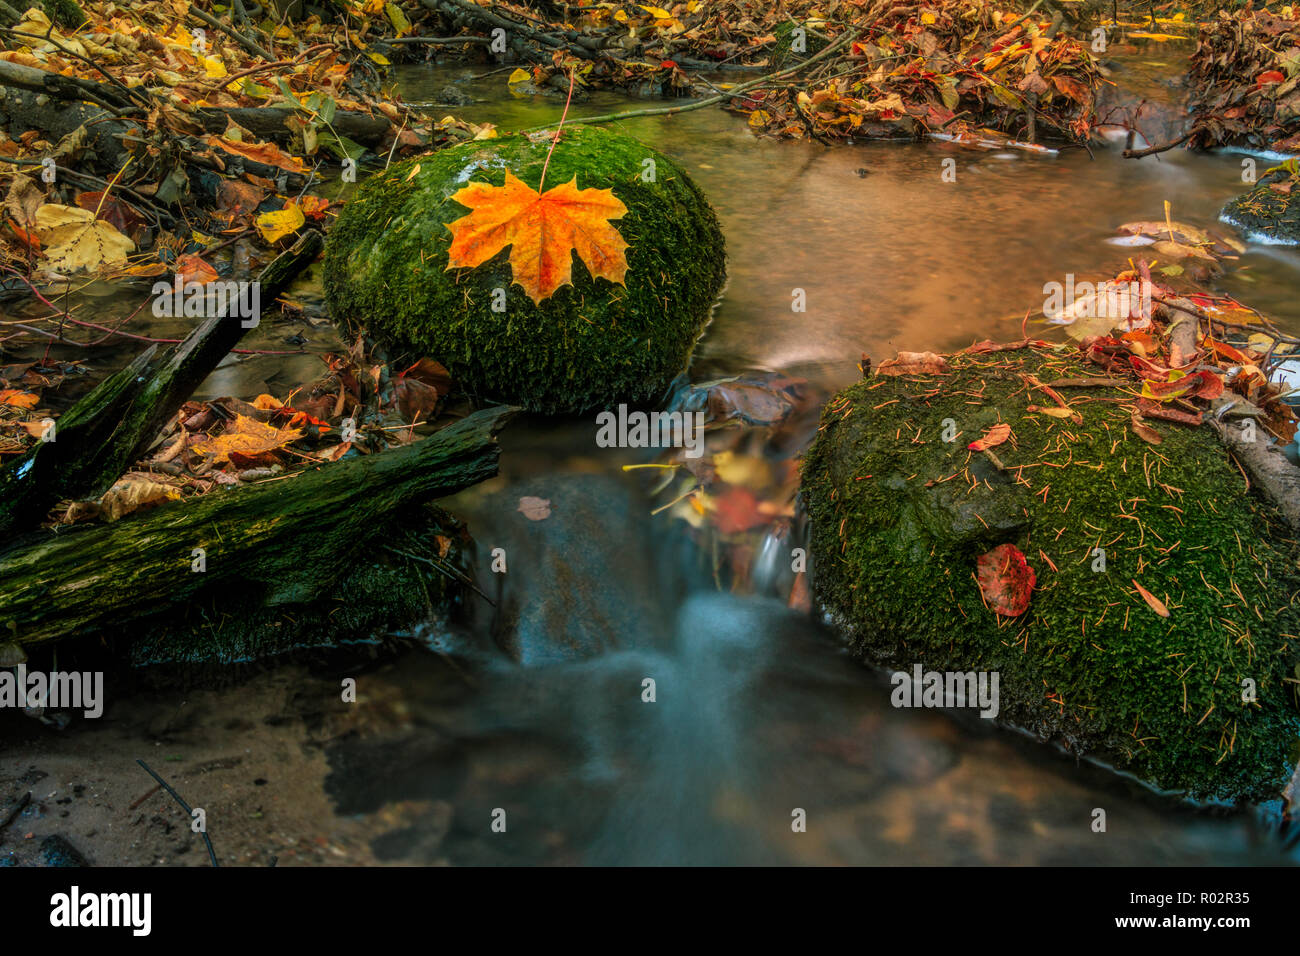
left=539, top=68, right=576, bottom=193
left=92, top=155, right=134, bottom=222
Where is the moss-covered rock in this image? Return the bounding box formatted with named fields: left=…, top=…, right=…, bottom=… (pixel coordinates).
left=1222, top=167, right=1300, bottom=244
left=324, top=126, right=726, bottom=414
left=802, top=347, right=1300, bottom=800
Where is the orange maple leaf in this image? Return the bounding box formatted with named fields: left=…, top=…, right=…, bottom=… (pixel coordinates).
left=444, top=171, right=629, bottom=305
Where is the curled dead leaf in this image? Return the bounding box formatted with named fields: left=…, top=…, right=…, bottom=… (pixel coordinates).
left=876, top=351, right=949, bottom=376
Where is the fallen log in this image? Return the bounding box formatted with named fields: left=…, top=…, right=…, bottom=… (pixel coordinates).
left=0, top=56, right=134, bottom=111
left=195, top=105, right=392, bottom=147
left=1212, top=418, right=1300, bottom=532
left=0, top=229, right=324, bottom=538
left=0, top=402, right=515, bottom=649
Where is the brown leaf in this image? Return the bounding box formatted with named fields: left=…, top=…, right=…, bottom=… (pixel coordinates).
left=1129, top=414, right=1163, bottom=444
left=876, top=351, right=949, bottom=376
left=1132, top=579, right=1170, bottom=617
left=206, top=135, right=309, bottom=173
left=4, top=173, right=43, bottom=228
left=94, top=474, right=182, bottom=522
left=216, top=179, right=268, bottom=218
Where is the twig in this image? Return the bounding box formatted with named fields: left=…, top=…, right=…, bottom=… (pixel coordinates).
left=0, top=791, right=31, bottom=834
left=1001, top=0, right=1045, bottom=36
left=386, top=36, right=494, bottom=45
left=1123, top=129, right=1194, bottom=159
left=522, top=24, right=864, bottom=132
left=135, top=760, right=219, bottom=867
left=188, top=5, right=275, bottom=61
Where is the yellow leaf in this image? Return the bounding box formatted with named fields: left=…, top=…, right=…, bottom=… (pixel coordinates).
left=255, top=204, right=306, bottom=243
left=33, top=203, right=93, bottom=234
left=507, top=67, right=531, bottom=85
left=43, top=219, right=135, bottom=273
left=640, top=5, right=672, bottom=18
left=921, top=11, right=936, bottom=24
left=366, top=51, right=391, bottom=66
left=445, top=171, right=629, bottom=305
left=191, top=414, right=303, bottom=464
left=384, top=2, right=412, bottom=36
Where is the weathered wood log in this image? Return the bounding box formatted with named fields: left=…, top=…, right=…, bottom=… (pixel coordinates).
left=421, top=0, right=611, bottom=64
left=0, top=230, right=324, bottom=538
left=0, top=57, right=134, bottom=111
left=0, top=403, right=515, bottom=648
left=195, top=105, right=392, bottom=147
left=1211, top=418, right=1300, bottom=531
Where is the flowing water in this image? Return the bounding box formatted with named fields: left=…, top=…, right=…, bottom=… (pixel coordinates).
left=4, top=49, right=1299, bottom=866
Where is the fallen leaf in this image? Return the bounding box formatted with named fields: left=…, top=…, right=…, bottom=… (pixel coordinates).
left=206, top=135, right=309, bottom=173
left=256, top=203, right=306, bottom=243
left=191, top=414, right=303, bottom=465
left=176, top=253, right=218, bottom=285
left=1132, top=579, right=1169, bottom=617
left=1026, top=404, right=1075, bottom=418
left=1129, top=414, right=1163, bottom=444
left=876, top=351, right=949, bottom=376
left=4, top=174, right=43, bottom=229
left=216, top=179, right=268, bottom=218
left=445, top=171, right=629, bottom=304
left=709, top=485, right=769, bottom=534
left=968, top=423, right=1011, bottom=451
left=0, top=388, right=39, bottom=409
left=42, top=219, right=135, bottom=273
left=393, top=357, right=452, bottom=423
left=518, top=495, right=552, bottom=520
left=96, top=475, right=182, bottom=522
left=976, top=543, right=1036, bottom=617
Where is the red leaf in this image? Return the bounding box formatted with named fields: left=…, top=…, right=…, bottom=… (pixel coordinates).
left=1258, top=70, right=1286, bottom=85
left=976, top=543, right=1035, bottom=617
left=711, top=486, right=768, bottom=534
left=968, top=423, right=1011, bottom=452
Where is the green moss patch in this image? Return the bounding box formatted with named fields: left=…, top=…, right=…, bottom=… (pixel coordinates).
left=324, top=126, right=726, bottom=413
left=1222, top=169, right=1300, bottom=245
left=802, top=347, right=1300, bottom=800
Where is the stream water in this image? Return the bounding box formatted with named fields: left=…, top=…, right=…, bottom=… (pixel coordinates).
left=4, top=48, right=1299, bottom=866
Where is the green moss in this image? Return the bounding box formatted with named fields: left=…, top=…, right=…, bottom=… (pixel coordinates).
left=124, top=506, right=461, bottom=666
left=324, top=126, right=727, bottom=413
left=772, top=21, right=830, bottom=69
left=1222, top=170, right=1300, bottom=245
left=39, top=0, right=86, bottom=28
left=802, top=347, right=1300, bottom=800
